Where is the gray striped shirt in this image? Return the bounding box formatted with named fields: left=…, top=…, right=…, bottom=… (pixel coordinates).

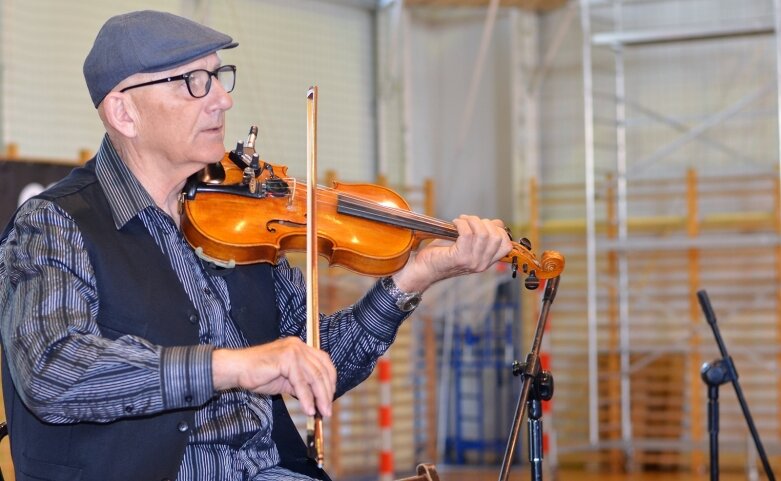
left=0, top=135, right=409, bottom=480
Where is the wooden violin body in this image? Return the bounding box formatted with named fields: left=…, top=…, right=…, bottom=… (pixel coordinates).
left=180, top=128, right=564, bottom=286
left=183, top=159, right=427, bottom=275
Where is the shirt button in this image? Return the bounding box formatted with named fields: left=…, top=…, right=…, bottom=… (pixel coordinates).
left=124, top=405, right=134, bottom=413
left=188, top=313, right=199, bottom=324
left=177, top=421, right=189, bottom=433
left=184, top=395, right=193, bottom=403
left=203, top=287, right=212, bottom=296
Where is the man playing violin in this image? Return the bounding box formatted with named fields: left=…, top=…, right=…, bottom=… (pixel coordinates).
left=0, top=10, right=512, bottom=481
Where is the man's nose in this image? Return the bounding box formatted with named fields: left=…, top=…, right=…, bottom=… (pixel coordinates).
left=207, top=79, right=234, bottom=111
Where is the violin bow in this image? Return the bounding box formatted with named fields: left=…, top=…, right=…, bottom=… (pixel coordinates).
left=305, top=86, right=325, bottom=468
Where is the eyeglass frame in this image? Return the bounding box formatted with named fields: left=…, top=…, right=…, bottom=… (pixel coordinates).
left=119, top=64, right=237, bottom=99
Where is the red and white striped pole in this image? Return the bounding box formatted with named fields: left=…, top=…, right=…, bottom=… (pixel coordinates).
left=378, top=356, right=394, bottom=481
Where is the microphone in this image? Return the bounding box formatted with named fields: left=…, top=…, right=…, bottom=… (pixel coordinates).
left=246, top=126, right=258, bottom=150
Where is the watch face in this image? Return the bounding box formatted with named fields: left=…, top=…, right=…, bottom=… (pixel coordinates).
left=399, top=294, right=421, bottom=312
left=382, top=277, right=421, bottom=312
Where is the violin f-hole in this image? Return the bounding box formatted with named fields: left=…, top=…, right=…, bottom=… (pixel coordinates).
left=266, top=219, right=306, bottom=233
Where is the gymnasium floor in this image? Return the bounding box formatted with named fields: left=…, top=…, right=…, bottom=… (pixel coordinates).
left=0, top=454, right=764, bottom=481
left=378, top=466, right=758, bottom=481
left=0, top=432, right=768, bottom=481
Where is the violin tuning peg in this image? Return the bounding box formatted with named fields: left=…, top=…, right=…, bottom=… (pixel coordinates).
left=511, top=256, right=518, bottom=279
left=504, top=226, right=514, bottom=240
left=524, top=271, right=540, bottom=290
left=519, top=237, right=532, bottom=250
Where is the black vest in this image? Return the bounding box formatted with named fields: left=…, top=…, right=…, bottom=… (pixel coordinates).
left=1, top=161, right=328, bottom=481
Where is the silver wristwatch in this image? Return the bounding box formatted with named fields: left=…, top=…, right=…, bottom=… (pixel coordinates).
left=381, top=276, right=422, bottom=312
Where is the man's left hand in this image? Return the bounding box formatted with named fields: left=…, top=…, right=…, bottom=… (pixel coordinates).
left=392, top=215, right=512, bottom=294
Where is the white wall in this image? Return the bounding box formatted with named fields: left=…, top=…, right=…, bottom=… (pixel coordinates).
left=1, top=0, right=376, bottom=183
left=207, top=0, right=376, bottom=181
left=403, top=8, right=515, bottom=222
left=1, top=0, right=172, bottom=160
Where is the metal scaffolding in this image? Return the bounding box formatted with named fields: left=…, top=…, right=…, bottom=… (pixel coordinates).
left=579, top=0, right=781, bottom=473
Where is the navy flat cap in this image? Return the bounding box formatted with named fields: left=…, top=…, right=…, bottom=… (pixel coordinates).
left=83, top=10, right=238, bottom=107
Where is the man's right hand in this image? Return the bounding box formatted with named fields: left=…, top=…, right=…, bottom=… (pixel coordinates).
left=211, top=337, right=336, bottom=417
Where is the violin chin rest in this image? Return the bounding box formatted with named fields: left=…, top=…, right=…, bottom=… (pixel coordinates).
left=194, top=246, right=236, bottom=270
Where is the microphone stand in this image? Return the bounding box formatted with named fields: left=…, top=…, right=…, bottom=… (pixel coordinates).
left=697, top=290, right=776, bottom=481
left=498, top=276, right=560, bottom=481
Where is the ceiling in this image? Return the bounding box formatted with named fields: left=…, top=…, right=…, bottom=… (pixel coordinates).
left=403, top=0, right=568, bottom=12
left=319, top=0, right=568, bottom=13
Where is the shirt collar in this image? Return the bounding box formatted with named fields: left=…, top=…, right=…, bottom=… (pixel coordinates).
left=95, top=134, right=157, bottom=230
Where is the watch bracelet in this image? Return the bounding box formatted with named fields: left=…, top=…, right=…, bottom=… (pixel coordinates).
left=380, top=276, right=421, bottom=301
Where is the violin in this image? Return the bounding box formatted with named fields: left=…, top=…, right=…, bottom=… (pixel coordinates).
left=180, top=126, right=564, bottom=290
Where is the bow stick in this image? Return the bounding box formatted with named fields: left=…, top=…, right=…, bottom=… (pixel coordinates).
left=305, top=86, right=325, bottom=468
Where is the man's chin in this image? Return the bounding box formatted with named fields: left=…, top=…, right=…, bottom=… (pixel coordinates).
left=197, top=144, right=228, bottom=165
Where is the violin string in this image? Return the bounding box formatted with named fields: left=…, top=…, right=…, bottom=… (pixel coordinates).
left=335, top=195, right=456, bottom=234
left=207, top=171, right=538, bottom=265
left=290, top=183, right=457, bottom=233
left=220, top=164, right=460, bottom=231
left=311, top=187, right=538, bottom=264
left=283, top=183, right=535, bottom=264
left=321, top=188, right=535, bottom=264
left=292, top=183, right=448, bottom=233
left=338, top=198, right=458, bottom=238
left=307, top=186, right=457, bottom=236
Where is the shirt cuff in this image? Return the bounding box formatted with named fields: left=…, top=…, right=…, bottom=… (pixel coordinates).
left=352, top=279, right=411, bottom=342
left=160, top=345, right=215, bottom=409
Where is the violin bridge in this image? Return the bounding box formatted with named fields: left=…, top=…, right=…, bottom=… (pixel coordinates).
left=287, top=178, right=297, bottom=210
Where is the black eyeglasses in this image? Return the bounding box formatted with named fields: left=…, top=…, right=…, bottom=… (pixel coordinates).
left=119, top=65, right=237, bottom=98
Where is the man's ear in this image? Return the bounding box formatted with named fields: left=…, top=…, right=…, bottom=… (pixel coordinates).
left=100, top=92, right=139, bottom=139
